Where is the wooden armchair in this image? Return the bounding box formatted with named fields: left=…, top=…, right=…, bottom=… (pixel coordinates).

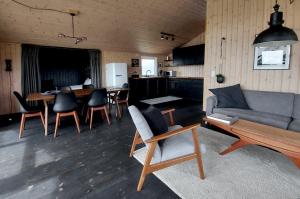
left=128, top=106, right=205, bottom=191
left=129, top=108, right=175, bottom=157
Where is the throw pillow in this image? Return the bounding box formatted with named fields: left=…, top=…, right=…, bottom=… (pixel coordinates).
left=209, top=84, right=249, bottom=109
left=142, top=106, right=168, bottom=144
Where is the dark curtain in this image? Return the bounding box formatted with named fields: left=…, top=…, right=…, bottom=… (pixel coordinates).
left=21, top=44, right=41, bottom=96
left=89, top=50, right=101, bottom=88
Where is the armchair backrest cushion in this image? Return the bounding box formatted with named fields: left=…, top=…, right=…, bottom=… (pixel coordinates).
left=128, top=105, right=161, bottom=163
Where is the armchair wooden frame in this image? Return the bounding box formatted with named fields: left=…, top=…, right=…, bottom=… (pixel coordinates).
left=129, top=109, right=205, bottom=191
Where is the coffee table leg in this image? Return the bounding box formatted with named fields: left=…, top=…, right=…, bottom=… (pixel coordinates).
left=289, top=157, right=300, bottom=169
left=43, top=100, right=48, bottom=136
left=283, top=154, right=300, bottom=169
left=220, top=139, right=250, bottom=155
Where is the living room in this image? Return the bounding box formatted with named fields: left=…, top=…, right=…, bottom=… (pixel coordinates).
left=0, top=0, right=299, bottom=198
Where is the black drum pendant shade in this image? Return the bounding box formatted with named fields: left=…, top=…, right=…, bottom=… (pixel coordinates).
left=253, top=3, right=298, bottom=47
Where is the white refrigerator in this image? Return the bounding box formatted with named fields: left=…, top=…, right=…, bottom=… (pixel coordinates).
left=105, top=63, right=128, bottom=87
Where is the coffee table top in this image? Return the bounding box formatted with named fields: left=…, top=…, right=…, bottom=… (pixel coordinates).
left=140, top=96, right=182, bottom=105
left=204, top=118, right=300, bottom=152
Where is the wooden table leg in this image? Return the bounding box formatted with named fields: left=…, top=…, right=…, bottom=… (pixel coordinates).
left=43, top=100, right=48, bottom=136
left=220, top=139, right=250, bottom=155
left=108, top=94, right=112, bottom=115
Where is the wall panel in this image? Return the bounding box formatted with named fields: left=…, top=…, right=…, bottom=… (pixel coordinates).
left=0, top=43, right=21, bottom=115
left=204, top=0, right=300, bottom=109
left=102, top=51, right=165, bottom=86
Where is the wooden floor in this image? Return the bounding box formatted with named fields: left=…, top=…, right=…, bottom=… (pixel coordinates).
left=0, top=104, right=203, bottom=199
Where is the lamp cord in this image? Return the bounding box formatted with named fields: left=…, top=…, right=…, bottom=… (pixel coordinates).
left=72, top=15, right=75, bottom=37
left=9, top=71, right=12, bottom=115
left=11, top=0, right=70, bottom=14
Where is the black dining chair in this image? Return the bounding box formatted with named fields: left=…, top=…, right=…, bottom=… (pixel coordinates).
left=85, top=88, right=111, bottom=129
left=13, top=91, right=45, bottom=139
left=83, top=84, right=94, bottom=89
left=112, top=90, right=129, bottom=119
left=53, top=92, right=80, bottom=137
left=78, top=84, right=95, bottom=115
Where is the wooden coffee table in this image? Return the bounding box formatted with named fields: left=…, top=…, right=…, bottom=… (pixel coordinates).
left=204, top=118, right=300, bottom=169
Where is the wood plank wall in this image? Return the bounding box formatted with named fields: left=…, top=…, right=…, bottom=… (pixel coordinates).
left=0, top=43, right=21, bottom=115
left=102, top=51, right=165, bottom=86
left=204, top=0, right=300, bottom=109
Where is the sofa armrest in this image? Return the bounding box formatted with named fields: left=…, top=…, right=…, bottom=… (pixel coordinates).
left=206, top=95, right=217, bottom=116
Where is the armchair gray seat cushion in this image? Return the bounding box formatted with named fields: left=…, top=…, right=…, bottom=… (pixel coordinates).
left=161, top=125, right=195, bottom=161
left=213, top=108, right=291, bottom=129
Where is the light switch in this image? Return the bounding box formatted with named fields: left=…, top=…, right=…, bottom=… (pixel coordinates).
left=211, top=70, right=215, bottom=78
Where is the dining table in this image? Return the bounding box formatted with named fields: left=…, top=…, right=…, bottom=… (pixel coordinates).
left=26, top=87, right=128, bottom=136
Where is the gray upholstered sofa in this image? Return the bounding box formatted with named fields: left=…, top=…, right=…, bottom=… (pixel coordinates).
left=206, top=90, right=300, bottom=132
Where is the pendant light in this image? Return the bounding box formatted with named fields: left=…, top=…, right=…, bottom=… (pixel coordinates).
left=253, top=0, right=298, bottom=47
left=58, top=12, right=87, bottom=44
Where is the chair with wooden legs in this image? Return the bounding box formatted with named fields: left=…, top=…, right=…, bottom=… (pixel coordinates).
left=128, top=106, right=205, bottom=191
left=85, top=88, right=111, bottom=129
left=53, top=92, right=80, bottom=137
left=13, top=91, right=45, bottom=139
left=129, top=108, right=176, bottom=157
left=112, top=90, right=129, bottom=119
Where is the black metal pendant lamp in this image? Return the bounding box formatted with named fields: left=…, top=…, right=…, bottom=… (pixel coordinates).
left=253, top=0, right=298, bottom=47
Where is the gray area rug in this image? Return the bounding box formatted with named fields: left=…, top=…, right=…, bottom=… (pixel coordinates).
left=133, top=127, right=300, bottom=199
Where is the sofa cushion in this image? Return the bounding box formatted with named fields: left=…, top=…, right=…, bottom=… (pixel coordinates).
left=288, top=120, right=300, bottom=133
left=213, top=108, right=291, bottom=129
left=243, top=90, right=294, bottom=117
left=161, top=125, right=195, bottom=161
left=292, top=94, right=300, bottom=119
left=209, top=84, right=249, bottom=109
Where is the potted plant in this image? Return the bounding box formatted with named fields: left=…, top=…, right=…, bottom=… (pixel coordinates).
left=216, top=74, right=225, bottom=84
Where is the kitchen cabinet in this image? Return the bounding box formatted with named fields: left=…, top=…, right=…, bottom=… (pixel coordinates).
left=129, top=77, right=203, bottom=104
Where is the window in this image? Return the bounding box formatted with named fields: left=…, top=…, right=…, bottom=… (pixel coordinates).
left=141, top=56, right=157, bottom=76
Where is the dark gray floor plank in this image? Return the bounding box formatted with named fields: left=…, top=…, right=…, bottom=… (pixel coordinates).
left=0, top=105, right=203, bottom=199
